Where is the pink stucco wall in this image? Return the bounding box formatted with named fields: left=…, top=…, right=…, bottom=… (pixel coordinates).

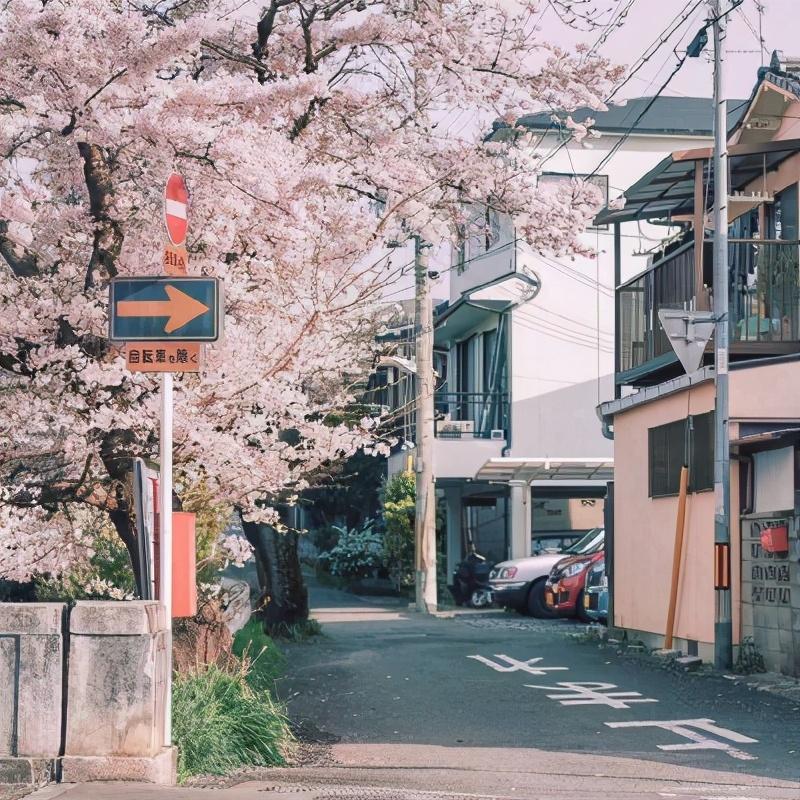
left=613, top=381, right=718, bottom=644
left=613, top=361, right=800, bottom=646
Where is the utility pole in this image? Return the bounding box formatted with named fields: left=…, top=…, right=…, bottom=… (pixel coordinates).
left=711, top=0, right=733, bottom=670
left=414, top=236, right=437, bottom=613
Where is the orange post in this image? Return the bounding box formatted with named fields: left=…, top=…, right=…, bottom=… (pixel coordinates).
left=665, top=466, right=689, bottom=650
left=171, top=511, right=197, bottom=618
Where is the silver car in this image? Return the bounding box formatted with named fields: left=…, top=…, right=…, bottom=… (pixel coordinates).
left=489, top=528, right=605, bottom=617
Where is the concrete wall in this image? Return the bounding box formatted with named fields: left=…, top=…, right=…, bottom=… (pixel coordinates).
left=0, top=604, right=65, bottom=785
left=0, top=600, right=175, bottom=786
left=65, top=601, right=168, bottom=759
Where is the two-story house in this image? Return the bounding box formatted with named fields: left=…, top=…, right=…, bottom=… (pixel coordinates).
left=379, top=95, right=737, bottom=587
left=597, top=53, right=800, bottom=675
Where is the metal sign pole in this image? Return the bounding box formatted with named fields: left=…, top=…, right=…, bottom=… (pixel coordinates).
left=159, top=371, right=174, bottom=744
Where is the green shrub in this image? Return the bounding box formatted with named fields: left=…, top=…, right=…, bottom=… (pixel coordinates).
left=35, top=520, right=136, bottom=601
left=172, top=659, right=292, bottom=781
left=321, top=523, right=383, bottom=579
left=382, top=472, right=416, bottom=588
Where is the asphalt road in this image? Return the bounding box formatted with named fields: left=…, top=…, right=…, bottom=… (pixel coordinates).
left=45, top=584, right=800, bottom=800
left=270, top=582, right=800, bottom=798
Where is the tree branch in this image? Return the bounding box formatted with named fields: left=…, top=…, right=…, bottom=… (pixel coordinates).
left=252, top=0, right=294, bottom=60
left=77, top=142, right=123, bottom=290
left=0, top=221, right=38, bottom=277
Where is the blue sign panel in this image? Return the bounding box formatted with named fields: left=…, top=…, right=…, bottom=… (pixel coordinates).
left=110, top=277, right=220, bottom=342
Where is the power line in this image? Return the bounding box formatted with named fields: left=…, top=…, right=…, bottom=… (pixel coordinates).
left=515, top=304, right=614, bottom=342
left=537, top=1, right=705, bottom=173
left=606, top=0, right=705, bottom=102
left=588, top=0, right=639, bottom=56
left=515, top=313, right=615, bottom=350
left=513, top=314, right=615, bottom=353
left=585, top=50, right=694, bottom=181
left=518, top=306, right=615, bottom=340
left=736, top=1, right=767, bottom=62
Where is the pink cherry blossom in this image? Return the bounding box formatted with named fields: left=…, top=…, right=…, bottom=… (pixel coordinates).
left=0, top=0, right=621, bottom=583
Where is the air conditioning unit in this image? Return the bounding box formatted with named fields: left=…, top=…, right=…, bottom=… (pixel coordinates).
left=437, top=420, right=474, bottom=438
left=490, top=429, right=505, bottom=440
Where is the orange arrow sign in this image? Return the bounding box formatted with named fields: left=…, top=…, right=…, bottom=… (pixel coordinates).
left=117, top=284, right=209, bottom=333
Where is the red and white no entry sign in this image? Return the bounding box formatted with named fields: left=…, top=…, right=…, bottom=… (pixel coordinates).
left=164, top=173, right=189, bottom=246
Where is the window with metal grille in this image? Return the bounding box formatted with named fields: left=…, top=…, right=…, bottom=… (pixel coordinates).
left=689, top=412, right=714, bottom=492
left=648, top=413, right=714, bottom=497
left=649, top=419, right=686, bottom=497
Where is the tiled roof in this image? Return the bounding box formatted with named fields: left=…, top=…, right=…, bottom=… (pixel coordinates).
left=512, top=95, right=747, bottom=137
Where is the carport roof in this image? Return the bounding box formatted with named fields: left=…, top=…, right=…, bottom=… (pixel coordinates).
left=474, top=457, right=614, bottom=483
left=594, top=137, right=800, bottom=226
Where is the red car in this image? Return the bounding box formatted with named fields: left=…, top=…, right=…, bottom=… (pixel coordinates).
left=544, top=530, right=604, bottom=621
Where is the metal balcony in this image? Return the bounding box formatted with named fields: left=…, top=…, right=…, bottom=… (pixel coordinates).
left=616, top=239, right=800, bottom=387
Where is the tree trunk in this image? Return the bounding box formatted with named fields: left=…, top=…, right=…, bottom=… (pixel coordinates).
left=241, top=518, right=309, bottom=629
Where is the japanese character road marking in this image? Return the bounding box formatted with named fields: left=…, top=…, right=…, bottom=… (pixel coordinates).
left=525, top=681, right=659, bottom=709
left=605, top=718, right=758, bottom=761
left=467, top=654, right=569, bottom=676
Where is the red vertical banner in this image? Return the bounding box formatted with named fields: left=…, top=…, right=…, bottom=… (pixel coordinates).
left=172, top=512, right=197, bottom=618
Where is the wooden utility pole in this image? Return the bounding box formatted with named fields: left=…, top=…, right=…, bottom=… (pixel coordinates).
left=414, top=237, right=438, bottom=613
left=665, top=466, right=689, bottom=650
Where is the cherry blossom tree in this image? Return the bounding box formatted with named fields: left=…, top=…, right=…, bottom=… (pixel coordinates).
left=0, top=0, right=621, bottom=605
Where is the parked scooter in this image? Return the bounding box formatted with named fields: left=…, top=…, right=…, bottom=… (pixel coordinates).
left=450, top=549, right=494, bottom=608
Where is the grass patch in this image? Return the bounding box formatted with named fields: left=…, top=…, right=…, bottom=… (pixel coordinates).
left=172, top=658, right=292, bottom=782
left=232, top=618, right=286, bottom=691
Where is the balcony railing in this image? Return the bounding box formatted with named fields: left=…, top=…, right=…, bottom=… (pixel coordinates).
left=434, top=391, right=509, bottom=439
left=617, top=241, right=695, bottom=375
left=730, top=240, right=800, bottom=343
left=617, top=239, right=800, bottom=382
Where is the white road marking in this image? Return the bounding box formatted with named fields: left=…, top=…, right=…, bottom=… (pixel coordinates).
left=525, top=681, right=659, bottom=709
left=605, top=718, right=758, bottom=761
left=467, top=654, right=569, bottom=676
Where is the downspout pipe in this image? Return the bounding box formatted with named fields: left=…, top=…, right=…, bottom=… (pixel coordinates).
left=597, top=404, right=614, bottom=440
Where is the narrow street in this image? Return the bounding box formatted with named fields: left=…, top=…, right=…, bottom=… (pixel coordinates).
left=32, top=583, right=800, bottom=800
left=266, top=583, right=800, bottom=799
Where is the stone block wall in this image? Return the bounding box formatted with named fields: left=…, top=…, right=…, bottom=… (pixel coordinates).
left=0, top=600, right=174, bottom=786
left=64, top=601, right=168, bottom=758
left=0, top=603, right=66, bottom=784
left=740, top=513, right=800, bottom=676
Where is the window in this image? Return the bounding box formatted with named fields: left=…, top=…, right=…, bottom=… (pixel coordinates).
left=456, top=202, right=505, bottom=273
left=689, top=412, right=714, bottom=492
left=648, top=413, right=714, bottom=497
left=649, top=419, right=686, bottom=497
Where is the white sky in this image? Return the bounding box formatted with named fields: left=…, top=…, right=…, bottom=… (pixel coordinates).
left=536, top=0, right=800, bottom=101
